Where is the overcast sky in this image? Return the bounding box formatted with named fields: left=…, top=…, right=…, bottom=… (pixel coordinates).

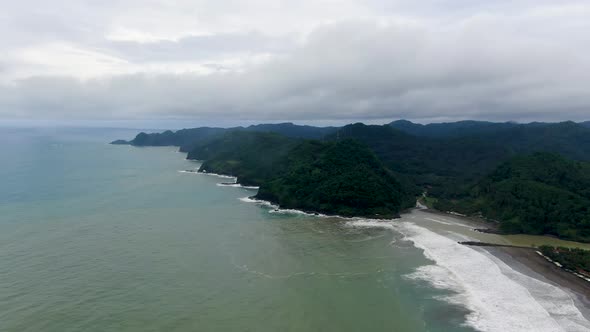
left=1, top=0, right=589, bottom=127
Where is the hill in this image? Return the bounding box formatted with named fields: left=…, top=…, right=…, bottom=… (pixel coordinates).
left=475, top=121, right=590, bottom=161
left=111, top=123, right=336, bottom=152
left=328, top=123, right=509, bottom=196
left=435, top=153, right=590, bottom=242
left=186, top=131, right=415, bottom=217
left=256, top=139, right=415, bottom=217
left=389, top=120, right=519, bottom=137
left=243, top=123, right=336, bottom=139
left=330, top=122, right=590, bottom=197
left=126, top=128, right=226, bottom=152
left=188, top=131, right=298, bottom=186
left=388, top=120, right=590, bottom=161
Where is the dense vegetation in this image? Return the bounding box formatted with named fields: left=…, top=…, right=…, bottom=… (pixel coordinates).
left=436, top=153, right=590, bottom=242
left=256, top=140, right=416, bottom=217
left=113, top=123, right=335, bottom=152
left=188, top=131, right=298, bottom=186
left=328, top=123, right=510, bottom=196
left=114, top=119, right=590, bottom=239
left=184, top=131, right=415, bottom=216
left=330, top=121, right=590, bottom=196
left=389, top=120, right=520, bottom=138
left=539, top=245, right=590, bottom=275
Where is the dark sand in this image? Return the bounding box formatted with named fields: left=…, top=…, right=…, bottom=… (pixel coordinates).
left=484, top=246, right=590, bottom=318
left=421, top=208, right=590, bottom=315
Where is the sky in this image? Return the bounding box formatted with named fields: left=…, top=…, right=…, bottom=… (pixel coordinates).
left=1, top=0, right=589, bottom=128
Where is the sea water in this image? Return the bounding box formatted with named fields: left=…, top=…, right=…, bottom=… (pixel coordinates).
left=0, top=127, right=578, bottom=331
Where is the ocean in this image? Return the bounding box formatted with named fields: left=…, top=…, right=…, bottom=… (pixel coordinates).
left=0, top=127, right=587, bottom=331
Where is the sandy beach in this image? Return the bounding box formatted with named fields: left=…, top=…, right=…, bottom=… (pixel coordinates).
left=392, top=208, right=590, bottom=331
left=421, top=208, right=590, bottom=304
left=423, top=208, right=590, bottom=305
left=487, top=246, right=590, bottom=318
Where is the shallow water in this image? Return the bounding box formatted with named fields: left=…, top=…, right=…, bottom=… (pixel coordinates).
left=0, top=128, right=476, bottom=332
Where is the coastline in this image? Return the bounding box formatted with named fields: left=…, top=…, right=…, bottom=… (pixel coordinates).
left=392, top=211, right=590, bottom=331
left=485, top=246, right=590, bottom=320
left=179, top=163, right=590, bottom=331
left=237, top=192, right=590, bottom=331
left=423, top=208, right=590, bottom=288
left=421, top=209, right=590, bottom=311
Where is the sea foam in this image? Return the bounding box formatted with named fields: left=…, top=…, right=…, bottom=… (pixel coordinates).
left=179, top=169, right=258, bottom=189
left=238, top=197, right=349, bottom=218
left=238, top=196, right=278, bottom=209
left=216, top=183, right=259, bottom=190
left=198, top=172, right=237, bottom=180
left=346, top=217, right=590, bottom=332
left=179, top=169, right=238, bottom=180
left=268, top=208, right=330, bottom=217
left=345, top=219, right=396, bottom=230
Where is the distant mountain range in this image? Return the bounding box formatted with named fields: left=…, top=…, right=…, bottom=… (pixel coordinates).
left=114, top=119, right=590, bottom=151
left=389, top=120, right=520, bottom=137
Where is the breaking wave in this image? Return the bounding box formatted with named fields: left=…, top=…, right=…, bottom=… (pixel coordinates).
left=345, top=216, right=590, bottom=332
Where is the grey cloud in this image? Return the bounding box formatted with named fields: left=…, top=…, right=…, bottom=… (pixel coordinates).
left=0, top=2, right=111, bottom=48
left=2, top=14, right=590, bottom=123
left=105, top=32, right=296, bottom=62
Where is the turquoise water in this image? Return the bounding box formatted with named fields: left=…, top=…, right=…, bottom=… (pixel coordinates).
left=0, top=128, right=476, bottom=331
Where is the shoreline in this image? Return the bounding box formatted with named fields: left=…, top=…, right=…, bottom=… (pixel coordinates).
left=394, top=211, right=590, bottom=331
left=242, top=192, right=590, bottom=322
left=484, top=245, right=590, bottom=320
left=423, top=208, right=590, bottom=309
left=423, top=208, right=590, bottom=294
left=183, top=164, right=408, bottom=219
left=459, top=240, right=590, bottom=320
left=181, top=161, right=590, bottom=327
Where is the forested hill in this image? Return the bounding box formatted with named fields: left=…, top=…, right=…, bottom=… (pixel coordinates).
left=389, top=120, right=520, bottom=138
left=256, top=139, right=416, bottom=217
left=111, top=123, right=336, bottom=152
left=189, top=131, right=298, bottom=186
left=327, top=123, right=511, bottom=196
left=185, top=131, right=415, bottom=217
left=473, top=121, right=590, bottom=161
left=329, top=122, right=590, bottom=195
left=435, top=153, right=590, bottom=242
left=117, top=127, right=226, bottom=152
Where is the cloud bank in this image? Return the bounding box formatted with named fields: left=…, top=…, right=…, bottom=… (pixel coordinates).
left=1, top=1, right=589, bottom=125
